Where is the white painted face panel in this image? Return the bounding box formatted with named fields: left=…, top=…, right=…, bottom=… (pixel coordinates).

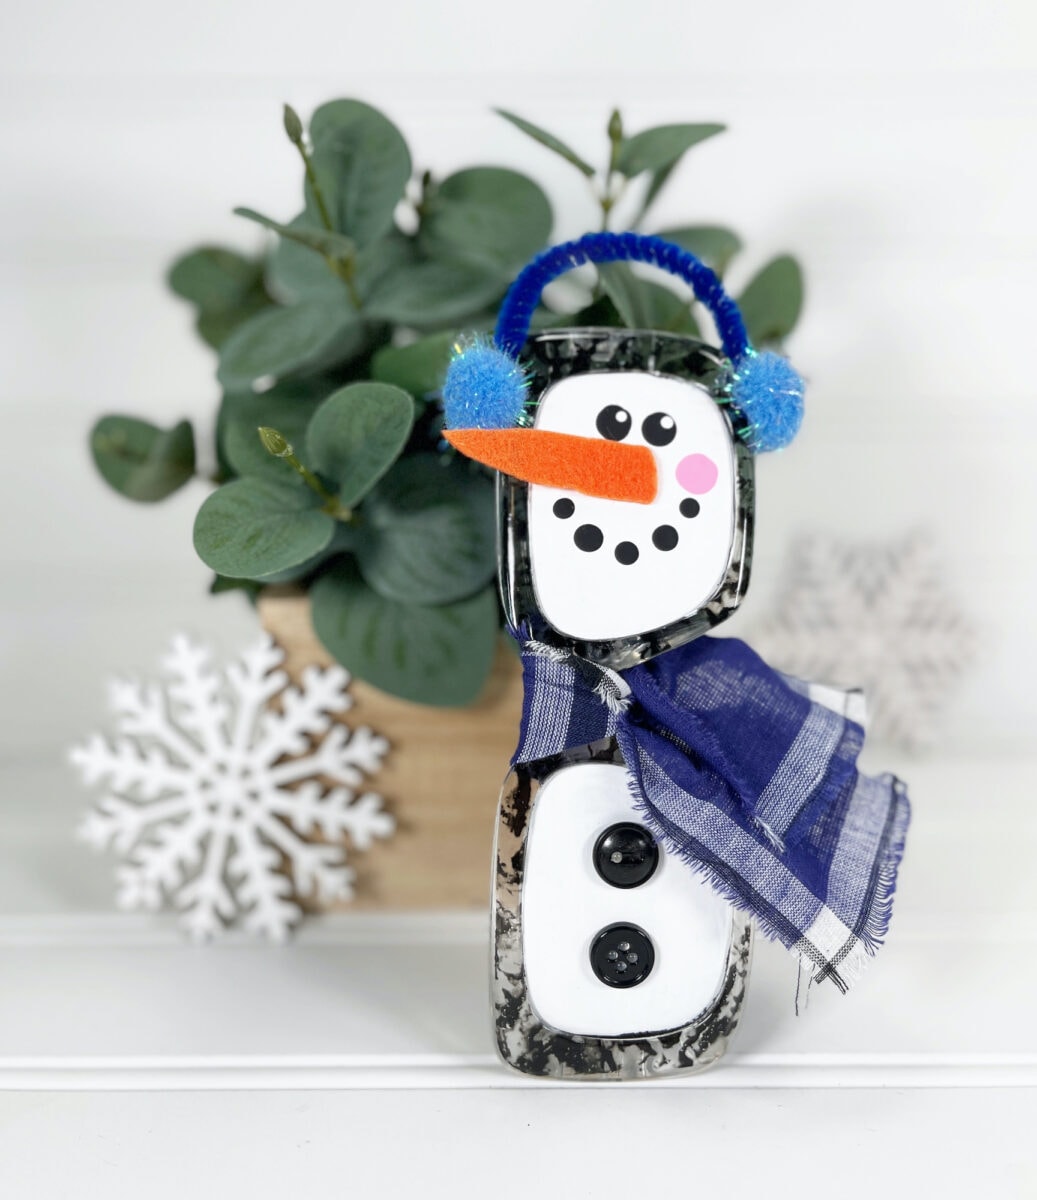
left=528, top=372, right=736, bottom=642
left=522, top=762, right=732, bottom=1038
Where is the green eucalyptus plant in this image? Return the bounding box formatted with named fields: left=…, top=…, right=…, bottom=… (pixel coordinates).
left=89, top=101, right=803, bottom=707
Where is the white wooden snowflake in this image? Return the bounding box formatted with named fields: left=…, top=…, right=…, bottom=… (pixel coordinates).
left=750, top=532, right=977, bottom=751
left=70, top=634, right=393, bottom=940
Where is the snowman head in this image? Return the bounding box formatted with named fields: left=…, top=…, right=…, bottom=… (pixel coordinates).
left=522, top=354, right=740, bottom=643
left=442, top=234, right=803, bottom=662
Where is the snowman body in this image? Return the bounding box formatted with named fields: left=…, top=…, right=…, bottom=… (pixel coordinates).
left=521, top=760, right=734, bottom=1038
left=493, top=330, right=755, bottom=1079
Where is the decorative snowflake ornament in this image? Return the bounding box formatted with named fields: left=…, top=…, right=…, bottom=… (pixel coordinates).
left=70, top=634, right=394, bottom=940
left=750, top=531, right=977, bottom=751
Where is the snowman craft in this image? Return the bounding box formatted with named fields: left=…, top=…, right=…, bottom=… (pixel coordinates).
left=442, top=233, right=911, bottom=1080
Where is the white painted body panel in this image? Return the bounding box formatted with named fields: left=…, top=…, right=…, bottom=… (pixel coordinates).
left=522, top=761, right=733, bottom=1038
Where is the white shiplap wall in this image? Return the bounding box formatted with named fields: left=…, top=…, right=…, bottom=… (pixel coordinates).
left=1, top=1, right=1035, bottom=859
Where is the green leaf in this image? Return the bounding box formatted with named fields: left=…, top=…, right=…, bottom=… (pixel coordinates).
left=90, top=416, right=196, bottom=503
left=210, top=574, right=262, bottom=601
left=168, top=246, right=271, bottom=349
left=615, top=123, right=725, bottom=178
left=598, top=265, right=700, bottom=335
left=266, top=214, right=353, bottom=303
left=235, top=207, right=357, bottom=262
left=737, top=255, right=804, bottom=346
left=267, top=222, right=416, bottom=307
left=219, top=377, right=329, bottom=484
left=541, top=292, right=624, bottom=329
left=193, top=477, right=335, bottom=579
left=419, top=167, right=552, bottom=276
left=631, top=161, right=678, bottom=228
left=654, top=225, right=743, bottom=275
left=493, top=109, right=596, bottom=178
left=355, top=454, right=495, bottom=605
left=371, top=331, right=457, bottom=397
left=353, top=231, right=418, bottom=300
left=168, top=246, right=263, bottom=313
left=248, top=525, right=355, bottom=584
left=307, top=99, right=412, bottom=246
left=195, top=299, right=272, bottom=351
left=217, top=300, right=363, bottom=390
left=310, top=561, right=499, bottom=706
left=365, top=260, right=504, bottom=328
left=305, top=381, right=413, bottom=507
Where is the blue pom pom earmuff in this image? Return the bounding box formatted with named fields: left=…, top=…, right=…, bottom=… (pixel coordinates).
left=442, top=231, right=804, bottom=454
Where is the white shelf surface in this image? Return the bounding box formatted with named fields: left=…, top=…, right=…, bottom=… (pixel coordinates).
left=1, top=758, right=1035, bottom=1095
left=2, top=737, right=1035, bottom=1196
left=0, top=911, right=1034, bottom=1093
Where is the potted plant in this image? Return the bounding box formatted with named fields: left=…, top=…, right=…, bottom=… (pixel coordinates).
left=89, top=100, right=803, bottom=907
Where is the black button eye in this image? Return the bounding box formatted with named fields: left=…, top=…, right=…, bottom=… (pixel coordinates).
left=642, top=412, right=676, bottom=446
left=595, top=405, right=632, bottom=441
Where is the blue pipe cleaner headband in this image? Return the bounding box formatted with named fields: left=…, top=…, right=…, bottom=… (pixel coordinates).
left=442, top=231, right=805, bottom=453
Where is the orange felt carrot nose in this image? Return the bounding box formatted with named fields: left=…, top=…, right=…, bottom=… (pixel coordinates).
left=445, top=427, right=658, bottom=505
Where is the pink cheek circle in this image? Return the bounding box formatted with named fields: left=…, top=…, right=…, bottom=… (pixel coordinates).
left=675, top=453, right=718, bottom=495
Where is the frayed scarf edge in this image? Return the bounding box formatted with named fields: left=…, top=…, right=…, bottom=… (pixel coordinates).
left=627, top=770, right=911, bottom=996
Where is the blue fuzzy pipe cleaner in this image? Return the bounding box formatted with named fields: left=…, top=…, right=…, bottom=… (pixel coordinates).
left=441, top=231, right=805, bottom=453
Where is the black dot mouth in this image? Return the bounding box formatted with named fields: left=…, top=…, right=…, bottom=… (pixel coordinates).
left=559, top=504, right=689, bottom=564
left=574, top=523, right=604, bottom=552
left=652, top=525, right=678, bottom=551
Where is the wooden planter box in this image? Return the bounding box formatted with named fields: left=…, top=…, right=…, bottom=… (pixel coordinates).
left=258, top=588, right=523, bottom=911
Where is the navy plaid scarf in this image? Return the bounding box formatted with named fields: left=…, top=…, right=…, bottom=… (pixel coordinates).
left=514, top=636, right=910, bottom=992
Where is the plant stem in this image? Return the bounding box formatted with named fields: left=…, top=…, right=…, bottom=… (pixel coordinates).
left=297, top=459, right=353, bottom=520
left=290, top=141, right=334, bottom=233
left=328, top=258, right=362, bottom=310
left=258, top=427, right=354, bottom=522
left=281, top=105, right=352, bottom=301
left=601, top=108, right=624, bottom=231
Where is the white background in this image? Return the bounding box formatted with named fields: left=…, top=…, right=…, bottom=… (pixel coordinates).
left=1, top=2, right=1036, bottom=1195
left=3, top=0, right=1034, bottom=764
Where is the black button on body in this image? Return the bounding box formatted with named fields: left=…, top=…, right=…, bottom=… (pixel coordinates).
left=593, top=823, right=659, bottom=889
left=590, top=923, right=655, bottom=988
